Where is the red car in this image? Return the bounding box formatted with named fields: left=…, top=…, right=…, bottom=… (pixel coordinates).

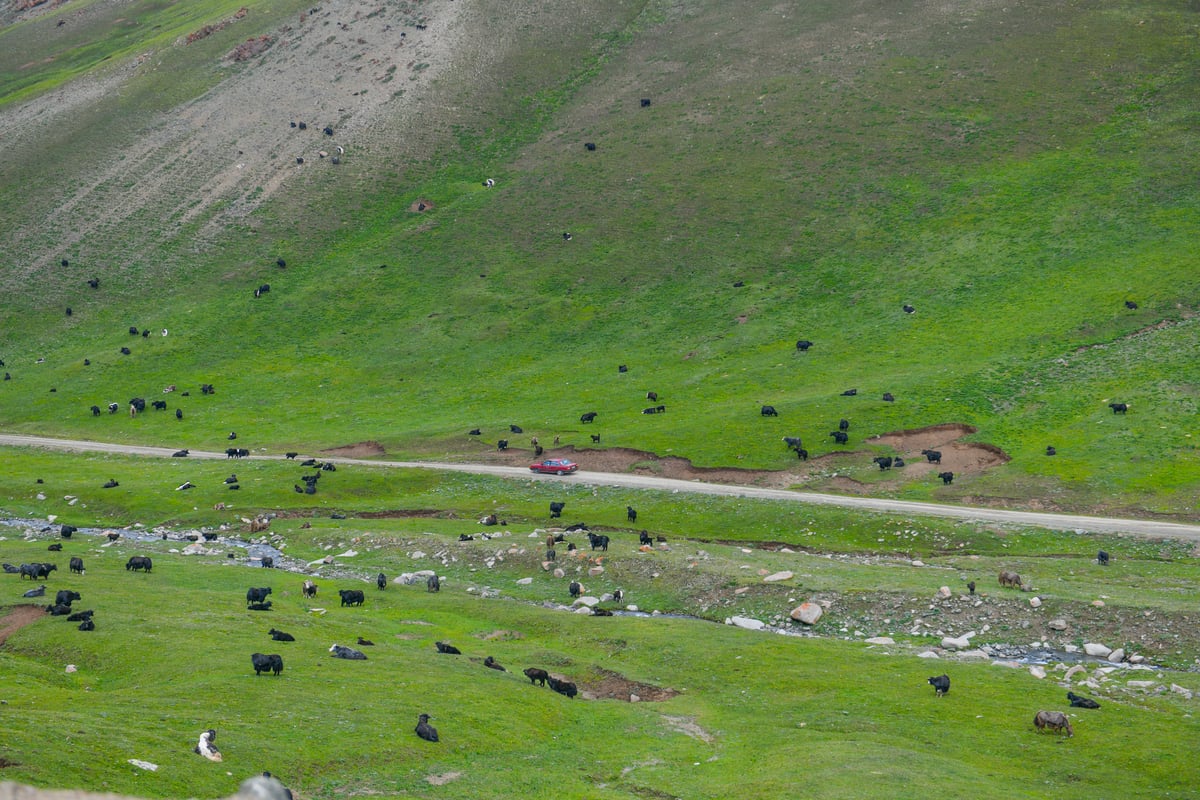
left=529, top=458, right=578, bottom=475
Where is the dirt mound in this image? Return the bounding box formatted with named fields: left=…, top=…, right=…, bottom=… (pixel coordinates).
left=868, top=423, right=1009, bottom=475
left=581, top=668, right=677, bottom=702
left=0, top=604, right=46, bottom=646
left=321, top=441, right=386, bottom=457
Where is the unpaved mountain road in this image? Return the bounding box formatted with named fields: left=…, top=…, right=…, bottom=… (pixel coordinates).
left=3, top=433, right=1199, bottom=541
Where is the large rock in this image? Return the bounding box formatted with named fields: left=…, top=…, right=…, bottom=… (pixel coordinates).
left=790, top=603, right=823, bottom=625
left=1047, top=619, right=1068, bottom=631
left=730, top=616, right=766, bottom=630
left=763, top=571, right=793, bottom=583
left=1107, top=648, right=1125, bottom=663
left=864, top=637, right=895, bottom=645
left=941, top=636, right=971, bottom=650
left=1028, top=596, right=1042, bottom=608
left=1083, top=643, right=1112, bottom=658
left=1029, top=666, right=1046, bottom=679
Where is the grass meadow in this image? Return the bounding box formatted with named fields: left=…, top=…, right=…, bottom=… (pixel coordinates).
left=2, top=0, right=1200, bottom=796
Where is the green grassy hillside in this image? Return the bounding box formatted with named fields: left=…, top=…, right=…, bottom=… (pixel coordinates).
left=1, top=0, right=1198, bottom=515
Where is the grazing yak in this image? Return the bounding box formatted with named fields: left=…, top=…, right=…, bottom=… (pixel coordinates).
left=548, top=677, right=578, bottom=698
left=937, top=471, right=955, bottom=485
left=873, top=456, right=893, bottom=470
left=125, top=556, right=152, bottom=572
left=247, top=587, right=272, bottom=606
left=998, top=570, right=1022, bottom=589
left=1109, top=402, right=1128, bottom=414
left=1033, top=710, right=1074, bottom=737
left=435, top=641, right=462, bottom=655
left=587, top=532, right=610, bottom=551
left=1097, top=550, right=1110, bottom=566
left=483, top=656, right=506, bottom=672
left=840, top=388, right=857, bottom=396
left=839, top=418, right=850, bottom=431
left=829, top=431, right=849, bottom=445
left=639, top=530, right=653, bottom=546
left=338, top=589, right=365, bottom=607
left=549, top=501, right=565, bottom=518
left=928, top=674, right=950, bottom=697
left=69, top=556, right=85, bottom=574
left=56, top=590, right=81, bottom=606
left=1046, top=446, right=1057, bottom=456
left=248, top=601, right=273, bottom=611
left=627, top=506, right=637, bottom=523
left=427, top=574, right=441, bottom=592
left=580, top=411, right=598, bottom=423
left=302, top=580, right=317, bottom=598
left=269, top=628, right=295, bottom=642
left=760, top=405, right=779, bottom=417
left=329, top=644, right=367, bottom=660
left=882, top=392, right=895, bottom=402
left=376, top=572, right=387, bottom=590
left=967, top=580, right=976, bottom=595
left=1067, top=692, right=1101, bottom=709
left=796, top=339, right=813, bottom=351
left=782, top=436, right=803, bottom=451
left=569, top=581, right=583, bottom=598
left=524, top=667, right=550, bottom=686
left=78, top=619, right=96, bottom=631
left=251, top=653, right=284, bottom=676
left=921, top=449, right=942, bottom=464
left=415, top=714, right=439, bottom=742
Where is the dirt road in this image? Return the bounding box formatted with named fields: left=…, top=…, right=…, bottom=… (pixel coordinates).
left=3, top=433, right=1199, bottom=540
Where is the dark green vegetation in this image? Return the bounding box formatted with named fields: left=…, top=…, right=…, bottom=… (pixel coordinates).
left=2, top=0, right=1200, bottom=797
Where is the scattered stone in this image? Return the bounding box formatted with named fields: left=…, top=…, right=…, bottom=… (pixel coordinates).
left=1170, top=684, right=1194, bottom=699
left=941, top=636, right=971, bottom=650
left=128, top=759, right=158, bottom=771
left=917, top=650, right=940, bottom=659
left=1107, top=648, right=1125, bottom=663
left=958, top=649, right=990, bottom=660
left=911, top=560, right=925, bottom=567
left=553, top=568, right=565, bottom=579
left=630, top=694, right=640, bottom=702
left=1048, top=619, right=1068, bottom=631
left=588, top=566, right=604, bottom=577
left=790, top=602, right=823, bottom=625
left=574, top=596, right=600, bottom=608
left=1092, top=599, right=1105, bottom=607
left=65, top=664, right=77, bottom=673
left=763, top=571, right=794, bottom=583
left=992, top=660, right=1022, bottom=669
left=515, top=577, right=533, bottom=585
left=1127, top=680, right=1157, bottom=689
left=1029, top=596, right=1042, bottom=608
left=864, top=637, right=894, bottom=645
left=937, top=586, right=951, bottom=598
left=1029, top=666, right=1046, bottom=679
left=734, top=586, right=750, bottom=595
left=1128, top=654, right=1145, bottom=664
left=1064, top=665, right=1087, bottom=681
left=626, top=605, right=639, bottom=612
left=1083, top=643, right=1113, bottom=658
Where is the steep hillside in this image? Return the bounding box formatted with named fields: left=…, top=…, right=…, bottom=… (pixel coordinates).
left=0, top=0, right=1198, bottom=516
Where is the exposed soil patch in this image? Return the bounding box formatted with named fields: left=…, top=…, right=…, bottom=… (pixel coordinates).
left=868, top=423, right=1009, bottom=476
left=0, top=604, right=46, bottom=646
left=358, top=509, right=456, bottom=520
left=580, top=667, right=678, bottom=702
left=409, top=199, right=436, bottom=212
left=463, top=425, right=1008, bottom=489
left=322, top=441, right=387, bottom=458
